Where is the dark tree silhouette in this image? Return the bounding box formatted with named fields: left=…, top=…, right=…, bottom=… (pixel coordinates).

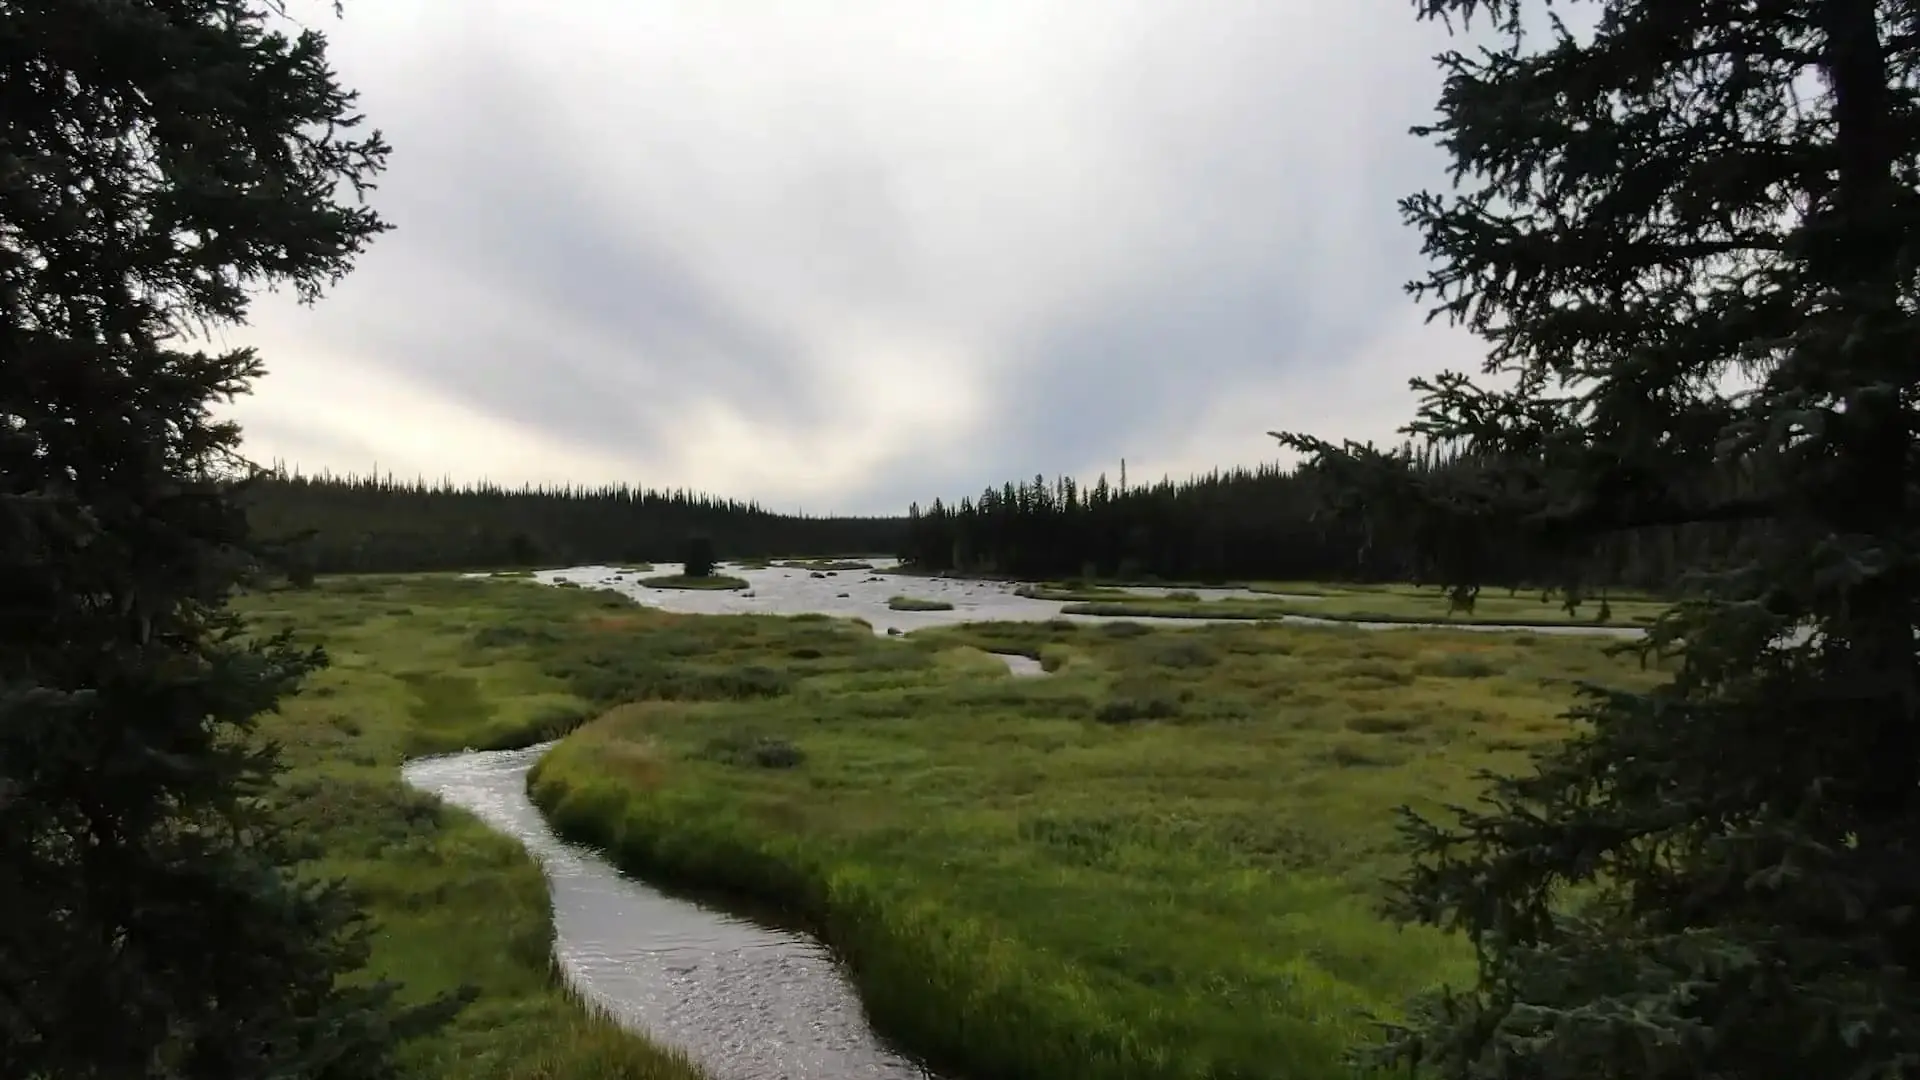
left=900, top=456, right=1750, bottom=591
left=243, top=468, right=903, bottom=574
left=1, top=3, right=459, bottom=1077
left=682, top=534, right=716, bottom=578
left=1279, top=0, right=1920, bottom=1075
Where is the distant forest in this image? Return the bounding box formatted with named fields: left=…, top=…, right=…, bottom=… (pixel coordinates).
left=898, top=450, right=1751, bottom=591
left=248, top=450, right=1749, bottom=588
left=241, top=470, right=905, bottom=574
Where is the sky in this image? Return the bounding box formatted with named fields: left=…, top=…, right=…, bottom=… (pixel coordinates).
left=226, top=0, right=1501, bottom=517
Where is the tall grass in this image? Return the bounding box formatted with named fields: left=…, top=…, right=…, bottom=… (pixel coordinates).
left=235, top=577, right=705, bottom=1080
left=511, top=591, right=1667, bottom=1080
left=1028, top=581, right=1670, bottom=627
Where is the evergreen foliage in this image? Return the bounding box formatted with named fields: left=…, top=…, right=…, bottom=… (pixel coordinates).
left=682, top=534, right=716, bottom=577
left=1, top=3, right=461, bottom=1077
left=243, top=468, right=904, bottom=573
left=900, top=457, right=1751, bottom=590
left=1277, top=0, right=1920, bottom=1075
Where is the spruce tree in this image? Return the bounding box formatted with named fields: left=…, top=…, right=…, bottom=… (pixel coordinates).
left=682, top=534, right=716, bottom=577
left=1278, top=0, right=1920, bottom=1075
left=2, top=3, right=458, bottom=1077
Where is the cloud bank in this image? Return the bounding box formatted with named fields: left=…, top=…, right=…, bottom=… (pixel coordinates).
left=229, top=0, right=1493, bottom=515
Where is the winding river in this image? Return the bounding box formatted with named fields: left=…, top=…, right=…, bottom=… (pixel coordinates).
left=404, top=746, right=936, bottom=1080
left=411, top=562, right=1642, bottom=1078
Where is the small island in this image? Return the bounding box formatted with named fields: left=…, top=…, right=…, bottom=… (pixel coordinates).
left=641, top=573, right=750, bottom=591
left=887, top=595, right=954, bottom=611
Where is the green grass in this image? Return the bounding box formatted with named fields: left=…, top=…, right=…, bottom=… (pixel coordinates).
left=639, top=573, right=750, bottom=591
left=515, top=596, right=1669, bottom=1080
left=613, top=563, right=656, bottom=573
left=233, top=576, right=704, bottom=1080
left=1021, top=581, right=1668, bottom=627
left=886, top=595, right=955, bottom=611
left=1250, top=581, right=1670, bottom=624
left=774, top=558, right=875, bottom=571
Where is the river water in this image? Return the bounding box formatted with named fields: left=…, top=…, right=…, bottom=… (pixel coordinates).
left=403, top=745, right=937, bottom=1080
left=410, top=563, right=1642, bottom=1077
left=520, top=560, right=1644, bottom=639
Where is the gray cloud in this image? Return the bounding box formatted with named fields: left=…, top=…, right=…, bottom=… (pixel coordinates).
left=234, top=0, right=1484, bottom=515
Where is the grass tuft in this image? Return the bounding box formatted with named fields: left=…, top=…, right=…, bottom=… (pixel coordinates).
left=639, top=574, right=750, bottom=591
left=887, top=595, right=955, bottom=611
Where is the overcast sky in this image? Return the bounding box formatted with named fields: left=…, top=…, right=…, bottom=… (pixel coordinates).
left=226, top=0, right=1498, bottom=516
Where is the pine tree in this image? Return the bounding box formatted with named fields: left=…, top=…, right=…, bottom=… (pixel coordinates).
left=1277, top=0, right=1920, bottom=1075
left=1, top=3, right=461, bottom=1076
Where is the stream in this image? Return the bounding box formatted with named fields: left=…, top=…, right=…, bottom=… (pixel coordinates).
left=402, top=651, right=1046, bottom=1079
left=403, top=744, right=932, bottom=1079
left=411, top=564, right=1642, bottom=1077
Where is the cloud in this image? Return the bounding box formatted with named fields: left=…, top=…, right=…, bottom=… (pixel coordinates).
left=228, top=0, right=1490, bottom=515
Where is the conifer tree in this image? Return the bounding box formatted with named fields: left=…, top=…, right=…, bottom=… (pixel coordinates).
left=1, top=3, right=459, bottom=1076
left=1278, top=0, right=1920, bottom=1074
left=683, top=534, right=716, bottom=577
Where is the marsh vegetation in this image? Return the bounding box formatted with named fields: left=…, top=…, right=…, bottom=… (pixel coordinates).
left=22, top=0, right=1912, bottom=1077
left=234, top=578, right=703, bottom=1080
left=1026, top=581, right=1669, bottom=628
left=243, top=574, right=1667, bottom=1080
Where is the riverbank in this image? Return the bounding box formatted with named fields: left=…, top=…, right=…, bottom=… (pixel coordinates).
left=1023, top=581, right=1671, bottom=628
left=514, top=562, right=1654, bottom=641
left=523, top=595, right=1670, bottom=1080
left=234, top=577, right=704, bottom=1080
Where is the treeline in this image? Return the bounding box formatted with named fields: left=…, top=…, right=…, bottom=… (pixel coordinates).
left=242, top=468, right=905, bottom=574
left=900, top=451, right=1749, bottom=591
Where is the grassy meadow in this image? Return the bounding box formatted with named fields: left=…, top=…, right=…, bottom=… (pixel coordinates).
left=1022, top=579, right=1670, bottom=628
left=234, top=578, right=703, bottom=1080
left=236, top=573, right=1667, bottom=1080
left=512, top=582, right=1668, bottom=1080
